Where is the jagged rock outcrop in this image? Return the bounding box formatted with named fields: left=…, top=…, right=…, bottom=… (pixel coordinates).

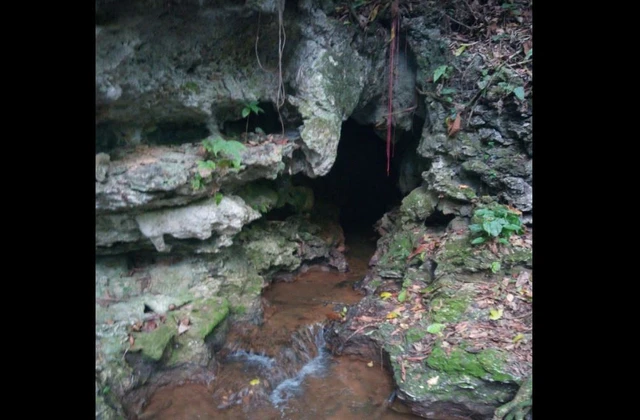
left=96, top=1, right=532, bottom=418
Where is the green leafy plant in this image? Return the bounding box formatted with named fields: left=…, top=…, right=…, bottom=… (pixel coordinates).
left=242, top=100, right=264, bottom=138
left=202, top=136, right=246, bottom=169
left=469, top=204, right=524, bottom=245
left=191, top=173, right=204, bottom=191
left=491, top=261, right=501, bottom=273
left=192, top=136, right=246, bottom=191
left=214, top=192, right=223, bottom=205
left=427, top=323, right=446, bottom=335
left=477, top=67, right=526, bottom=101
left=489, top=308, right=504, bottom=320
left=433, top=65, right=451, bottom=83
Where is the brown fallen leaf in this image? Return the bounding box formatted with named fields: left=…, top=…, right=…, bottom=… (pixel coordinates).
left=356, top=316, right=379, bottom=323
left=447, top=113, right=462, bottom=137
left=178, top=317, right=191, bottom=335
left=142, top=320, right=158, bottom=332
left=326, top=312, right=342, bottom=321
left=129, top=335, right=135, bottom=347
left=516, top=271, right=530, bottom=288
left=407, top=242, right=430, bottom=261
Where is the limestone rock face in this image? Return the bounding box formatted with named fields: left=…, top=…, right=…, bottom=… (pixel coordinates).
left=134, top=195, right=260, bottom=252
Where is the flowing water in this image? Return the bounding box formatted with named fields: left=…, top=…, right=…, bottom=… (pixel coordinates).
left=136, top=234, right=417, bottom=419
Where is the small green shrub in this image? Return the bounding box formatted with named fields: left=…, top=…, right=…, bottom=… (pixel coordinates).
left=469, top=204, right=524, bottom=245
left=191, top=136, right=246, bottom=191
left=202, top=136, right=246, bottom=169
left=242, top=101, right=264, bottom=119
left=242, top=100, right=264, bottom=137
left=191, top=173, right=204, bottom=190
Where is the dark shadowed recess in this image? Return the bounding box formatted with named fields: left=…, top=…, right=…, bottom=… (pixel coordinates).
left=304, top=119, right=412, bottom=235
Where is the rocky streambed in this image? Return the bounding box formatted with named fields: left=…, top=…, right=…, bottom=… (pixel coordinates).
left=96, top=1, right=532, bottom=419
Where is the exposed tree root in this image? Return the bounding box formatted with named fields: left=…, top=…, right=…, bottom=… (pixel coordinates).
left=493, top=375, right=532, bottom=420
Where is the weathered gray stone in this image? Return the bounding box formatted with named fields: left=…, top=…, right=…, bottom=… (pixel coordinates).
left=135, top=195, right=260, bottom=252
left=96, top=153, right=110, bottom=183
left=400, top=185, right=439, bottom=223
left=500, top=177, right=532, bottom=212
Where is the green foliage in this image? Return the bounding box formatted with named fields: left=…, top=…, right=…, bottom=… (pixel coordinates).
left=525, top=48, right=533, bottom=60
left=191, top=136, right=246, bottom=191
left=183, top=81, right=200, bottom=94
left=191, top=173, right=203, bottom=191
left=202, top=136, right=246, bottom=169
left=513, top=86, right=525, bottom=101
left=427, top=323, right=446, bottom=335
left=489, top=308, right=503, bottom=320
left=433, top=65, right=450, bottom=83
left=491, top=261, right=501, bottom=273
left=197, top=160, right=216, bottom=171
left=469, top=204, right=524, bottom=245
left=397, top=288, right=407, bottom=303
left=242, top=101, right=264, bottom=118
left=477, top=67, right=527, bottom=101
left=215, top=192, right=224, bottom=205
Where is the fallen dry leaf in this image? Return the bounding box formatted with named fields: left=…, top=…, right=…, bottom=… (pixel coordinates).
left=142, top=320, right=157, bottom=332
left=355, top=316, right=379, bottom=323
left=178, top=317, right=191, bottom=335
left=516, top=271, right=530, bottom=288
left=447, top=113, right=462, bottom=137
left=427, top=376, right=439, bottom=386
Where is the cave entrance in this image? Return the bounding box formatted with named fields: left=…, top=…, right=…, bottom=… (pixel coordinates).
left=307, top=119, right=405, bottom=236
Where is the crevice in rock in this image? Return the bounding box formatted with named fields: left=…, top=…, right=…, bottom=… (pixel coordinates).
left=95, top=119, right=211, bottom=153
left=424, top=209, right=455, bottom=227
left=220, top=101, right=294, bottom=138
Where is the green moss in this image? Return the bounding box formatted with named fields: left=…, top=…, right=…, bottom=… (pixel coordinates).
left=477, top=348, right=516, bottom=382
left=369, top=279, right=382, bottom=290
left=427, top=345, right=486, bottom=378
left=231, top=304, right=247, bottom=315
left=378, top=232, right=415, bottom=270
left=439, top=237, right=473, bottom=267
left=236, top=182, right=279, bottom=214
left=131, top=324, right=176, bottom=361
left=400, top=186, right=438, bottom=222
left=189, top=297, right=230, bottom=340
left=183, top=81, right=200, bottom=94
left=405, top=327, right=426, bottom=344
left=426, top=344, right=516, bottom=384
left=461, top=187, right=477, bottom=199
left=503, top=248, right=533, bottom=267
left=430, top=294, right=471, bottom=323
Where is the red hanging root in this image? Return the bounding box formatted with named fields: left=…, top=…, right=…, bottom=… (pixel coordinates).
left=386, top=0, right=399, bottom=176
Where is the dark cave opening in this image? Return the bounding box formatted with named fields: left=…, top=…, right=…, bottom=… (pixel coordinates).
left=306, top=119, right=406, bottom=236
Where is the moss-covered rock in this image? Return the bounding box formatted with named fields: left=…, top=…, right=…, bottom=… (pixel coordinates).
left=377, top=231, right=416, bottom=273
left=166, top=297, right=230, bottom=367
left=131, top=324, right=176, bottom=361
left=235, top=181, right=279, bottom=214
left=400, top=186, right=439, bottom=224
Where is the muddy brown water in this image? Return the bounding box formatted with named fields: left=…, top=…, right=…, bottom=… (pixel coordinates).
left=136, top=234, right=418, bottom=419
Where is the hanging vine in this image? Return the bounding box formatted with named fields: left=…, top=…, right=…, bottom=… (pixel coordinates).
left=386, top=0, right=399, bottom=176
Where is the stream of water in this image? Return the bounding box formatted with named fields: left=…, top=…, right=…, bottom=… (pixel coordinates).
left=136, top=234, right=417, bottom=419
